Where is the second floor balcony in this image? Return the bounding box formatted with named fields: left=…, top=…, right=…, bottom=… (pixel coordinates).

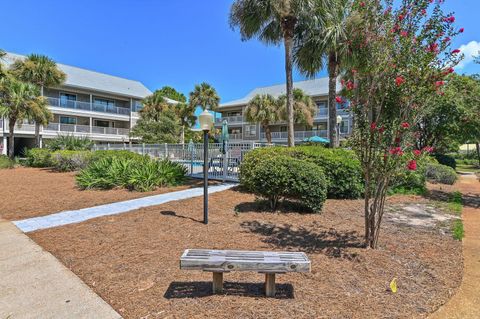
left=46, top=97, right=131, bottom=116
left=215, top=115, right=244, bottom=124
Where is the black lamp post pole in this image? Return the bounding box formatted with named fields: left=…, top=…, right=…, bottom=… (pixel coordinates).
left=203, top=130, right=209, bottom=224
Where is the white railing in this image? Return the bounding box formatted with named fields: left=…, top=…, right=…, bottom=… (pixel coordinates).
left=14, top=124, right=36, bottom=132
left=93, top=142, right=274, bottom=182
left=215, top=115, right=244, bottom=124
left=229, top=133, right=243, bottom=140
left=43, top=123, right=129, bottom=136
left=46, top=97, right=131, bottom=116
left=260, top=130, right=328, bottom=140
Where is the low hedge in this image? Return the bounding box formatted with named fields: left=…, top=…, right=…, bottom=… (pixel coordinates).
left=76, top=156, right=187, bottom=192
left=240, top=153, right=327, bottom=212
left=25, top=148, right=52, bottom=167
left=240, top=146, right=363, bottom=199
left=0, top=155, right=14, bottom=169
left=426, top=163, right=457, bottom=185
left=51, top=150, right=93, bottom=172
left=433, top=153, right=456, bottom=169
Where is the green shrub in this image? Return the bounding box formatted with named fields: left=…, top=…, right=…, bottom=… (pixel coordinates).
left=426, top=163, right=457, bottom=185
left=240, top=146, right=363, bottom=199
left=0, top=155, right=14, bottom=169
left=452, top=220, right=464, bottom=240
left=240, top=154, right=327, bottom=212
left=76, top=156, right=187, bottom=192
left=90, top=150, right=143, bottom=163
left=433, top=153, right=456, bottom=169
left=51, top=150, right=93, bottom=172
left=47, top=134, right=93, bottom=151
left=25, top=148, right=53, bottom=167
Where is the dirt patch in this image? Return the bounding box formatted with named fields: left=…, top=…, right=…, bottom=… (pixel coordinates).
left=0, top=167, right=216, bottom=221
left=386, top=203, right=458, bottom=230
left=29, top=190, right=462, bottom=319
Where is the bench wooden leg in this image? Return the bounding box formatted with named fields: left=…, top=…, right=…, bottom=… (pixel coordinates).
left=212, top=272, right=223, bottom=294
left=265, top=273, right=276, bottom=297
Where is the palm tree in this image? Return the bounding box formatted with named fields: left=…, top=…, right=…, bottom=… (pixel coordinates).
left=189, top=82, right=220, bottom=111
left=0, top=49, right=6, bottom=78
left=230, top=0, right=321, bottom=147
left=244, top=94, right=279, bottom=143
left=293, top=0, right=353, bottom=147
left=10, top=54, right=66, bottom=147
left=0, top=76, right=41, bottom=159
left=140, top=91, right=172, bottom=121
left=278, top=88, right=316, bottom=127
left=174, top=102, right=196, bottom=144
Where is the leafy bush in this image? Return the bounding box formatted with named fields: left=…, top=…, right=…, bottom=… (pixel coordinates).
left=426, top=163, right=457, bottom=185
left=47, top=134, right=93, bottom=151
left=90, top=150, right=143, bottom=163
left=25, top=148, right=53, bottom=167
left=76, top=156, right=187, bottom=192
left=0, top=155, right=14, bottom=169
left=51, top=150, right=93, bottom=172
left=433, top=153, right=456, bottom=169
left=240, top=153, right=327, bottom=212
left=240, top=146, right=363, bottom=199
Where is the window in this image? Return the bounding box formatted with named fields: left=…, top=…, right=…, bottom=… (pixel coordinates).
left=229, top=128, right=241, bottom=134
left=316, top=101, right=328, bottom=116
left=94, top=98, right=115, bottom=109
left=226, top=111, right=242, bottom=117
left=60, top=93, right=76, bottom=107
left=340, top=119, right=349, bottom=134
left=315, top=122, right=327, bottom=131
left=94, top=120, right=110, bottom=128
left=133, top=100, right=143, bottom=112
left=60, top=116, right=77, bottom=125
left=280, top=126, right=288, bottom=132
left=244, top=125, right=257, bottom=137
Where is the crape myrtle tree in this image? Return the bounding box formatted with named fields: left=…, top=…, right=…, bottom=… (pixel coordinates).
left=340, top=0, right=462, bottom=248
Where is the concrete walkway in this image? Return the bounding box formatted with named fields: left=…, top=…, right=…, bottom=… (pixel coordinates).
left=14, top=183, right=236, bottom=233
left=0, top=219, right=121, bottom=319
left=430, top=174, right=480, bottom=319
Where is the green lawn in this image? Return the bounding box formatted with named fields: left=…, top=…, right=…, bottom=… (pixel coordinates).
left=456, top=164, right=480, bottom=173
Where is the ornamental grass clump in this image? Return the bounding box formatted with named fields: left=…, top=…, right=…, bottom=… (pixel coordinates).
left=76, top=155, right=187, bottom=192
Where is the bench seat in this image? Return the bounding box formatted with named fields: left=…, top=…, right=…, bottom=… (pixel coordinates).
left=180, top=249, right=311, bottom=296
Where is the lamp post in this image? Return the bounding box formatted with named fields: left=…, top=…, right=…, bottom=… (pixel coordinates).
left=199, top=109, right=214, bottom=224
left=336, top=115, right=342, bottom=147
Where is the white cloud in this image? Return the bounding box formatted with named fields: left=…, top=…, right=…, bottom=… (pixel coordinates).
left=456, top=41, right=480, bottom=69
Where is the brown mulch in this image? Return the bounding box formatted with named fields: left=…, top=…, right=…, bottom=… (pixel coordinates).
left=29, top=189, right=462, bottom=319
left=0, top=167, right=214, bottom=221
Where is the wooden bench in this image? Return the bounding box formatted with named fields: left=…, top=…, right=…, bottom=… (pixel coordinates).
left=180, top=249, right=311, bottom=297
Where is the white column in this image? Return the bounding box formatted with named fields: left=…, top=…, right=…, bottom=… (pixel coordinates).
left=39, top=137, right=43, bottom=149
left=2, top=136, right=7, bottom=155
left=89, top=94, right=93, bottom=111
left=89, top=117, right=93, bottom=134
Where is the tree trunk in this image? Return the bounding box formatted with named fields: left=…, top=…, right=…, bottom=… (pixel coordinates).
left=476, top=142, right=480, bottom=166
left=8, top=119, right=15, bottom=160
left=181, top=125, right=185, bottom=144
left=328, top=52, right=339, bottom=148
left=283, top=22, right=295, bottom=147
left=264, top=125, right=272, bottom=144
left=35, top=86, right=44, bottom=148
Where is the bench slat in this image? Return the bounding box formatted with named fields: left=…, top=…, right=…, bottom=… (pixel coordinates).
left=180, top=249, right=311, bottom=273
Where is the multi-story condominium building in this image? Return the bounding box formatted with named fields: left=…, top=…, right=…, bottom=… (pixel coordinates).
left=214, top=78, right=352, bottom=143
left=0, top=52, right=156, bottom=155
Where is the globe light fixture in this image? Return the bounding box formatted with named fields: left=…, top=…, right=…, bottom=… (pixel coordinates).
left=198, top=109, right=214, bottom=224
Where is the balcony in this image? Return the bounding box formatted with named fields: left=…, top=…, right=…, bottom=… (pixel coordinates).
left=215, top=115, right=244, bottom=124
left=45, top=123, right=130, bottom=136
left=228, top=133, right=243, bottom=140
left=47, top=97, right=131, bottom=116
left=260, top=130, right=328, bottom=140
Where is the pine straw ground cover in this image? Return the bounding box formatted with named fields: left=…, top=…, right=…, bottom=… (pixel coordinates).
left=0, top=167, right=214, bottom=221
left=29, top=188, right=462, bottom=319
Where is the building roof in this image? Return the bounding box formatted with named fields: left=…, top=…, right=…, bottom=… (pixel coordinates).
left=2, top=52, right=153, bottom=99
left=220, top=77, right=339, bottom=108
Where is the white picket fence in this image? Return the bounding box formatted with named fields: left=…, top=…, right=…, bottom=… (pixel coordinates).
left=93, top=142, right=274, bottom=182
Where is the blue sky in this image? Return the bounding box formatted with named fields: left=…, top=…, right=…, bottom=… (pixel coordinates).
left=1, top=0, right=479, bottom=103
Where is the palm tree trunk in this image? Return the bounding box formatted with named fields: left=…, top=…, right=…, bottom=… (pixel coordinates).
left=328, top=52, right=339, bottom=148
left=35, top=86, right=44, bottom=148
left=8, top=119, right=15, bottom=160
left=283, top=23, right=295, bottom=147
left=181, top=125, right=185, bottom=144
left=265, top=125, right=272, bottom=144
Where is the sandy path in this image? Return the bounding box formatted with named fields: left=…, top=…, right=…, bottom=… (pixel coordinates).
left=430, top=174, right=480, bottom=319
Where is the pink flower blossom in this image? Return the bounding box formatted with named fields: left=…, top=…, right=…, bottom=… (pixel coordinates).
left=395, top=76, right=406, bottom=86
left=452, top=49, right=461, bottom=54
left=407, top=160, right=417, bottom=171
left=444, top=16, right=455, bottom=23
left=335, top=96, right=343, bottom=103
left=435, top=81, right=445, bottom=88
left=459, top=28, right=464, bottom=33
left=401, top=122, right=410, bottom=128
left=370, top=122, right=377, bottom=131
left=389, top=147, right=404, bottom=156
left=400, top=31, right=408, bottom=37
left=413, top=150, right=422, bottom=156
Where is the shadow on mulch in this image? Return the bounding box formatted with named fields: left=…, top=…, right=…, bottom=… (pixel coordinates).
left=164, top=281, right=294, bottom=299
left=160, top=210, right=203, bottom=224
left=241, top=220, right=364, bottom=260
left=234, top=200, right=313, bottom=215
left=426, top=189, right=480, bottom=209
